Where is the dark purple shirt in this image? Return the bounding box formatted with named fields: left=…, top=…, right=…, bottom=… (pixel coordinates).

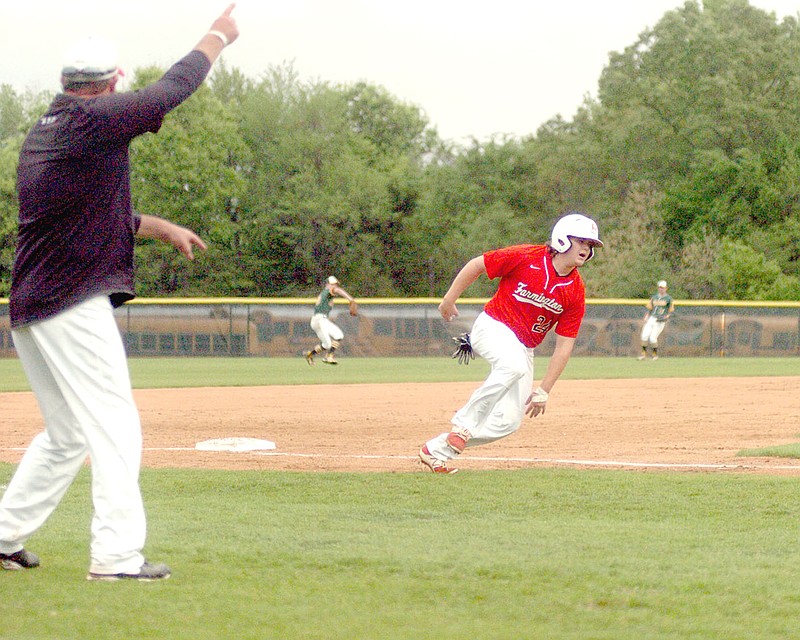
left=10, top=51, right=211, bottom=328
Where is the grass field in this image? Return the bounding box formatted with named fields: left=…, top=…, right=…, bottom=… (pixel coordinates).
left=2, top=355, right=800, bottom=392
left=3, top=467, right=800, bottom=639
left=3, top=357, right=800, bottom=639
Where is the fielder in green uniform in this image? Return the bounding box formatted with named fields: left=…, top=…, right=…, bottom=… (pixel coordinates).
left=305, top=276, right=357, bottom=365
left=639, top=280, right=675, bottom=360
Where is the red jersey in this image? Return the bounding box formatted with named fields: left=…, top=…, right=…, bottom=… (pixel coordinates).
left=483, top=244, right=586, bottom=348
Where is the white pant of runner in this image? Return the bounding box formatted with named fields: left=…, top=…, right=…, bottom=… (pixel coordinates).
left=425, top=312, right=534, bottom=461
left=640, top=316, right=667, bottom=345
left=0, top=296, right=146, bottom=574
left=310, top=313, right=344, bottom=350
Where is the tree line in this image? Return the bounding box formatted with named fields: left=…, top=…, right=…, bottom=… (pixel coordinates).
left=2, top=0, right=800, bottom=301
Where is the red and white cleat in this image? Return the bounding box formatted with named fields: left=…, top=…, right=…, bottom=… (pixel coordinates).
left=419, top=445, right=459, bottom=474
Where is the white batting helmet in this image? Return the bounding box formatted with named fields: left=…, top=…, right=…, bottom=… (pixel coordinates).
left=550, top=213, right=603, bottom=260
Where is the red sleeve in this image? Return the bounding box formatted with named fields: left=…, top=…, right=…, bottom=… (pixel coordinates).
left=554, top=279, right=586, bottom=338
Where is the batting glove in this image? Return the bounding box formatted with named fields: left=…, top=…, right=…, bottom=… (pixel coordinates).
left=451, top=333, right=475, bottom=365
left=529, top=386, right=549, bottom=403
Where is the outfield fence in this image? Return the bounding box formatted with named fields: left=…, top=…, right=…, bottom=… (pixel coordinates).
left=1, top=298, right=800, bottom=358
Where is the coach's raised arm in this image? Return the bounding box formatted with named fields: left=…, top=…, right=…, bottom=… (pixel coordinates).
left=195, top=3, right=240, bottom=63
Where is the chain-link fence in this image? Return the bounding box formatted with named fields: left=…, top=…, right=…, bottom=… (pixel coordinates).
left=1, top=298, right=799, bottom=358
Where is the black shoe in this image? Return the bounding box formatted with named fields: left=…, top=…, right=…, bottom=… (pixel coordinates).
left=87, top=561, right=171, bottom=582
left=0, top=548, right=40, bottom=570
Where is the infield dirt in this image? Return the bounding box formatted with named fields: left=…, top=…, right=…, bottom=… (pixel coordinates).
left=2, top=377, right=800, bottom=474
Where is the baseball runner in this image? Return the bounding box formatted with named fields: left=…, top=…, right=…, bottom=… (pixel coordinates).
left=0, top=6, right=238, bottom=580
left=638, top=280, right=675, bottom=360
left=305, top=276, right=358, bottom=365
left=420, top=213, right=603, bottom=474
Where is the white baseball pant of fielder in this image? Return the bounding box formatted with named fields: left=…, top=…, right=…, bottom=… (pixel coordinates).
left=641, top=316, right=667, bottom=346
left=310, top=313, right=344, bottom=350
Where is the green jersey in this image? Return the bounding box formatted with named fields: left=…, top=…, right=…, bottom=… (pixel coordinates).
left=647, top=293, right=674, bottom=322
left=314, top=288, right=335, bottom=316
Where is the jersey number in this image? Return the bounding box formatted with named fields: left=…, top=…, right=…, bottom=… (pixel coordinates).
left=532, top=316, right=552, bottom=334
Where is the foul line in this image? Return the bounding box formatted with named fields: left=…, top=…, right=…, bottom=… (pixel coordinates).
left=2, top=447, right=800, bottom=471
left=246, top=451, right=800, bottom=471
left=183, top=448, right=800, bottom=471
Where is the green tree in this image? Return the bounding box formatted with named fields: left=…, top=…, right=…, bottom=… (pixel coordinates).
left=585, top=182, right=670, bottom=298
left=714, top=239, right=800, bottom=299
left=597, top=0, right=800, bottom=186
left=344, top=82, right=434, bottom=160
left=678, top=231, right=721, bottom=299
left=398, top=137, right=569, bottom=296
left=581, top=0, right=800, bottom=296
left=0, top=87, right=50, bottom=295
left=237, top=64, right=432, bottom=296
left=681, top=234, right=800, bottom=300
left=0, top=137, right=21, bottom=294
left=128, top=66, right=250, bottom=296
left=0, top=85, right=24, bottom=142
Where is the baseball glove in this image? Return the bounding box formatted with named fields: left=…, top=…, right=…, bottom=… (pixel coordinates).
left=349, top=300, right=358, bottom=316
left=451, top=332, right=474, bottom=365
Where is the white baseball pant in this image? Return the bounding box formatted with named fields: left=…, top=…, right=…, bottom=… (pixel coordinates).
left=425, top=312, right=534, bottom=461
left=0, top=296, right=146, bottom=574
left=640, top=316, right=667, bottom=345
left=310, top=313, right=344, bottom=350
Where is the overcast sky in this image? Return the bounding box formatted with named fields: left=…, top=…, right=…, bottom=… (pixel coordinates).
left=2, top=1, right=799, bottom=143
